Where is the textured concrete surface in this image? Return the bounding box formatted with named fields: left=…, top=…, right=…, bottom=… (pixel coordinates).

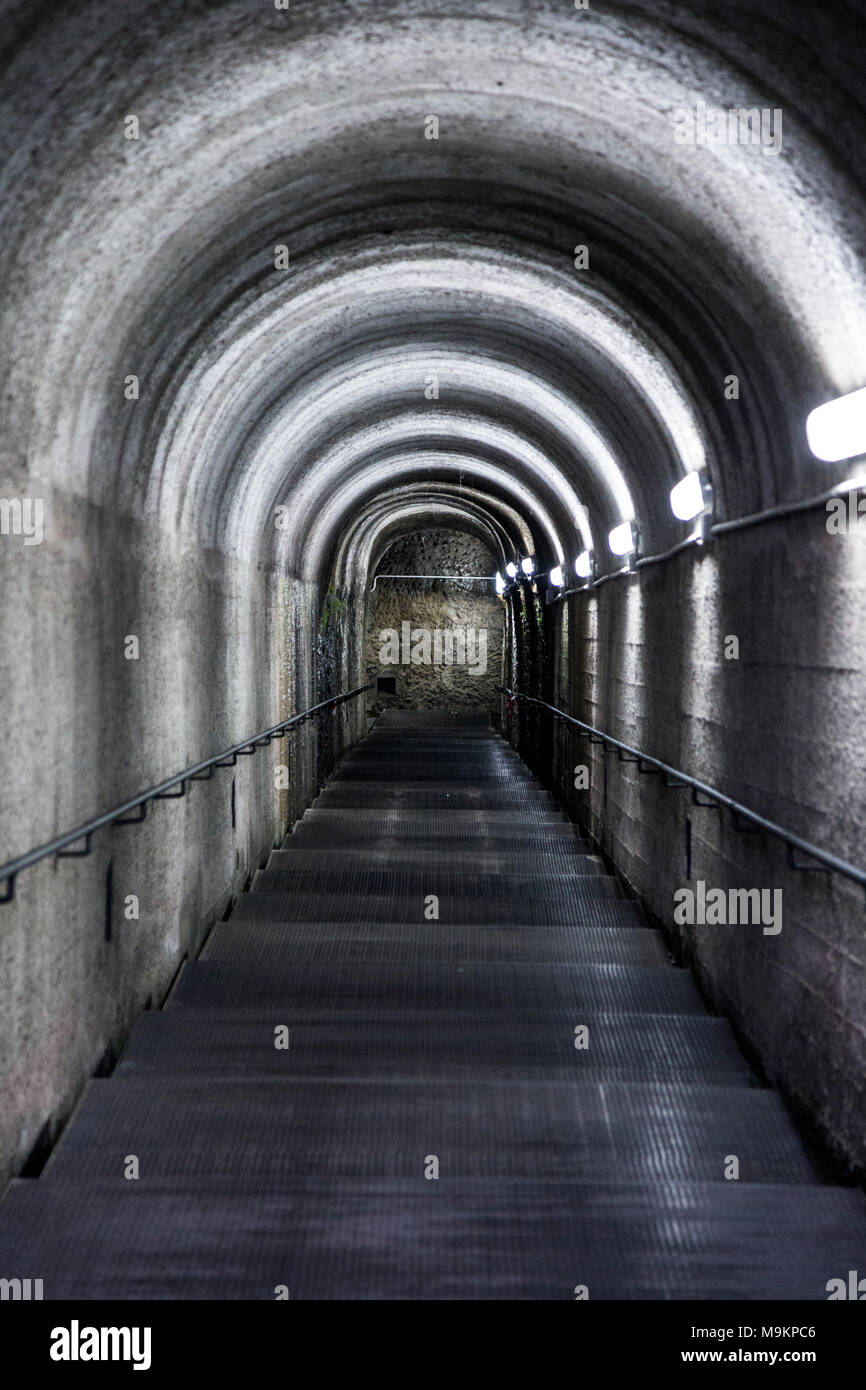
left=543, top=510, right=866, bottom=1176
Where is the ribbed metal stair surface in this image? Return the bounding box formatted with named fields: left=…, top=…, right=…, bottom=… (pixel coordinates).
left=264, top=846, right=603, bottom=872
left=313, top=786, right=559, bottom=809
left=247, top=866, right=619, bottom=897
left=4, top=1177, right=865, bottom=1301
left=40, top=1077, right=817, bottom=1184
left=167, top=956, right=713, bottom=1014
left=290, top=810, right=582, bottom=845
left=231, top=890, right=632, bottom=926
left=199, top=918, right=665, bottom=967
left=1, top=708, right=864, bottom=1300
left=114, top=1011, right=754, bottom=1083
left=293, top=809, right=587, bottom=835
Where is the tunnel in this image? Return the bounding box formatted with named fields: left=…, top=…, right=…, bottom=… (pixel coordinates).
left=0, top=0, right=865, bottom=1310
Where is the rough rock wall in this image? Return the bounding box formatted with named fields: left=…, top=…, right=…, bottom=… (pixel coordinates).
left=366, top=531, right=504, bottom=714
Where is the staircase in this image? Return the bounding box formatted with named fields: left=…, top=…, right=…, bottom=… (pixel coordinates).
left=1, top=709, right=864, bottom=1299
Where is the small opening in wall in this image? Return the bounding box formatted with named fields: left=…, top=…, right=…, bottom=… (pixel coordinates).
left=377, top=676, right=397, bottom=695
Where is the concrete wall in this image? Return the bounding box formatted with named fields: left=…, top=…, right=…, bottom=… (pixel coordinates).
left=366, top=530, right=504, bottom=714
left=522, top=507, right=866, bottom=1178
left=0, top=481, right=362, bottom=1191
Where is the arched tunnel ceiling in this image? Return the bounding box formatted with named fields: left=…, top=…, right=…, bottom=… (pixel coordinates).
left=330, top=478, right=539, bottom=586
left=2, top=0, right=865, bottom=585
left=346, top=493, right=520, bottom=584
left=334, top=484, right=540, bottom=594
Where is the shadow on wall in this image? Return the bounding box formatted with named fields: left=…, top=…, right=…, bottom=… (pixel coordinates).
left=366, top=529, right=504, bottom=714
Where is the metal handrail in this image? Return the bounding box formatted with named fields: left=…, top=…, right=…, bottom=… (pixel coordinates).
left=0, top=683, right=374, bottom=905
left=500, top=687, right=866, bottom=902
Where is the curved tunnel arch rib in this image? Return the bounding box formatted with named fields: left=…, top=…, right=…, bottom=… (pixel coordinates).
left=334, top=491, right=529, bottom=586
left=134, top=245, right=715, bottom=566
left=287, top=442, right=573, bottom=583
left=3, top=1, right=865, bottom=559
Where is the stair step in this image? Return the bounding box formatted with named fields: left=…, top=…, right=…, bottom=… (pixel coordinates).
left=116, top=1010, right=754, bottom=1084
left=41, top=1078, right=819, bottom=1185
left=339, top=745, right=525, bottom=760
left=3, top=1176, right=860, bottom=1300
left=313, top=787, right=559, bottom=809
left=298, top=807, right=572, bottom=824
left=290, top=811, right=582, bottom=844
left=266, top=847, right=603, bottom=873
left=247, top=868, right=621, bottom=900
left=200, top=918, right=667, bottom=967
left=332, top=778, right=547, bottom=789
left=232, top=886, right=625, bottom=924
left=355, top=752, right=509, bottom=761
left=287, top=831, right=591, bottom=852
left=372, top=717, right=494, bottom=728
left=166, top=960, right=712, bottom=1014
left=322, top=762, right=541, bottom=774
left=296, top=807, right=578, bottom=824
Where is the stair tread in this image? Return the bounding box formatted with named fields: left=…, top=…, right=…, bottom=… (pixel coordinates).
left=201, top=918, right=665, bottom=966
left=41, top=1077, right=818, bottom=1184
left=313, top=789, right=559, bottom=808
left=166, top=959, right=711, bottom=1014
left=1, top=1175, right=862, bottom=1300
left=116, top=1009, right=754, bottom=1081
left=266, top=848, right=603, bottom=872
left=230, top=889, right=630, bottom=924
left=247, top=870, right=621, bottom=898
